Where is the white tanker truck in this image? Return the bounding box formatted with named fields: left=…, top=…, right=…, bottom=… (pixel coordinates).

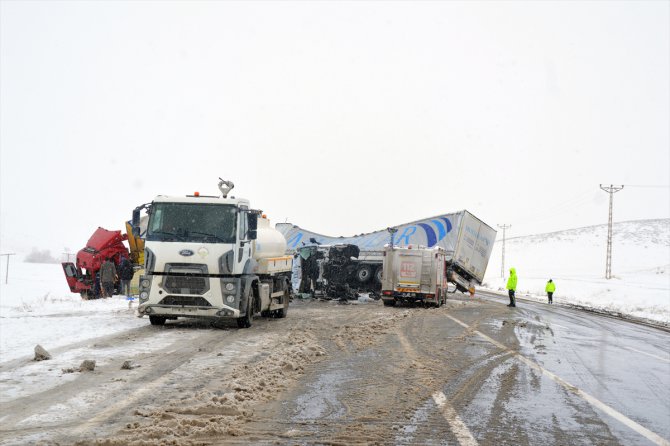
left=131, top=180, right=292, bottom=328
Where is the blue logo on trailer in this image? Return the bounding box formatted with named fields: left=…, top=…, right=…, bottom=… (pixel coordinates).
left=284, top=217, right=454, bottom=249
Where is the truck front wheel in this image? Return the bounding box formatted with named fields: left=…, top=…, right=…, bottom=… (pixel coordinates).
left=237, top=300, right=254, bottom=328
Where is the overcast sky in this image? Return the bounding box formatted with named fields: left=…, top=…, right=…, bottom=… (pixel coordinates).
left=1, top=1, right=668, bottom=256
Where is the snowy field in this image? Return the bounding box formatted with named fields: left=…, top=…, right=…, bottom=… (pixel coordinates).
left=482, top=219, right=670, bottom=325
left=1, top=218, right=668, bottom=364
left=0, top=261, right=145, bottom=363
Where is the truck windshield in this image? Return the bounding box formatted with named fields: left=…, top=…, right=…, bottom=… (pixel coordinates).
left=147, top=203, right=237, bottom=244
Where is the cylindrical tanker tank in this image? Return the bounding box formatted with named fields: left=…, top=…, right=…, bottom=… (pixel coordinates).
left=253, top=216, right=288, bottom=260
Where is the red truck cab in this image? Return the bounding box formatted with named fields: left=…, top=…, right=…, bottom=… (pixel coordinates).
left=62, top=227, right=129, bottom=299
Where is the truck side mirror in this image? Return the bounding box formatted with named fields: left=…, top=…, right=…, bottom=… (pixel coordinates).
left=248, top=213, right=258, bottom=240
left=132, top=209, right=140, bottom=236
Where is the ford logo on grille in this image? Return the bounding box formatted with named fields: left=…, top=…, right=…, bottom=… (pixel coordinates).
left=179, top=249, right=194, bottom=256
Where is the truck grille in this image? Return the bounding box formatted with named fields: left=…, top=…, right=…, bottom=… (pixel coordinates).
left=162, top=263, right=210, bottom=295
left=159, top=295, right=211, bottom=307
left=163, top=276, right=208, bottom=295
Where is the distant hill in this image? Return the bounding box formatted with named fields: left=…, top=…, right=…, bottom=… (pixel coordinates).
left=505, top=218, right=670, bottom=247
left=485, top=219, right=669, bottom=278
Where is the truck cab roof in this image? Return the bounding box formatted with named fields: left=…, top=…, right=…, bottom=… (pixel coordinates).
left=152, top=195, right=250, bottom=208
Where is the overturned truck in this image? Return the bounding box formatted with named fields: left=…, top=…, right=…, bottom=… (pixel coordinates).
left=278, top=210, right=496, bottom=299
left=296, top=244, right=381, bottom=299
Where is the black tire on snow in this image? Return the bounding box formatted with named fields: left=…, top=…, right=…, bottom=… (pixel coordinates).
left=356, top=265, right=373, bottom=283
left=237, top=299, right=254, bottom=328
left=149, top=316, right=166, bottom=326
left=382, top=299, right=396, bottom=307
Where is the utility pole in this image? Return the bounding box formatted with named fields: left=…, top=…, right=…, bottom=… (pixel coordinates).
left=599, top=184, right=624, bottom=279
left=497, top=224, right=511, bottom=279
left=1, top=253, right=16, bottom=284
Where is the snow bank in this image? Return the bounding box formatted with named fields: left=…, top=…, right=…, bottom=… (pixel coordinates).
left=0, top=261, right=145, bottom=363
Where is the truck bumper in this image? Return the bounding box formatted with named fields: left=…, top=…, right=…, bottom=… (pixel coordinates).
left=137, top=304, right=240, bottom=319
left=382, top=292, right=438, bottom=304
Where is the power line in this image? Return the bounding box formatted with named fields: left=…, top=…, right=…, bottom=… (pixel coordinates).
left=497, top=224, right=511, bottom=279
left=599, top=184, right=624, bottom=279
left=1, top=253, right=16, bottom=285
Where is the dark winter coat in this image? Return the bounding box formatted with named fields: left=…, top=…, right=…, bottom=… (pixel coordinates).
left=119, top=259, right=134, bottom=280
left=100, top=260, right=117, bottom=283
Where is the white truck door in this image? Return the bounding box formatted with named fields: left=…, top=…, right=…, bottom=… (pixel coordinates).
left=237, top=211, right=252, bottom=268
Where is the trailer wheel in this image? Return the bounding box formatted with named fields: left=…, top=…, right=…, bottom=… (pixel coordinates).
left=356, top=265, right=373, bottom=283
left=149, top=316, right=166, bottom=326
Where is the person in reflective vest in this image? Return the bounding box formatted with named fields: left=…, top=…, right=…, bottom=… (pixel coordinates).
left=506, top=267, right=517, bottom=307
left=546, top=279, right=556, bottom=304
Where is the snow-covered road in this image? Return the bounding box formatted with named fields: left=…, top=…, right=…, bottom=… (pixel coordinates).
left=1, top=296, right=669, bottom=445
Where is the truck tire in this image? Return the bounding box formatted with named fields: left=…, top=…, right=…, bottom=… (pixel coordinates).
left=237, top=297, right=254, bottom=328
left=237, top=308, right=253, bottom=328
left=382, top=299, right=396, bottom=307
left=149, top=316, right=166, bottom=326
left=356, top=265, right=373, bottom=283
left=374, top=266, right=383, bottom=284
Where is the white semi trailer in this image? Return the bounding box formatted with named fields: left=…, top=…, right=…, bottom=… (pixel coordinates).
left=132, top=180, right=292, bottom=328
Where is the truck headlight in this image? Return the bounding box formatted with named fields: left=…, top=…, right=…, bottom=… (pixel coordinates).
left=140, top=291, right=149, bottom=300
left=226, top=295, right=235, bottom=303
left=141, top=279, right=150, bottom=288
left=225, top=283, right=235, bottom=292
